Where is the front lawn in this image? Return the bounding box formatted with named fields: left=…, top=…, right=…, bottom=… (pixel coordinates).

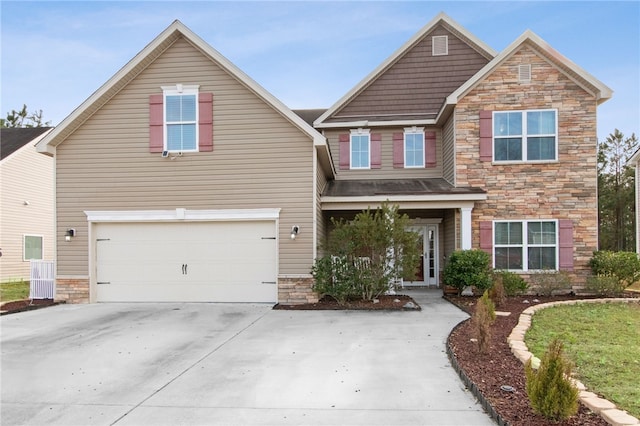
left=0, top=280, right=29, bottom=302
left=525, top=302, right=640, bottom=418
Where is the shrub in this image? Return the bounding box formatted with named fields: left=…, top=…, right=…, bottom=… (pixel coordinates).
left=530, top=270, right=572, bottom=296
left=588, top=250, right=640, bottom=292
left=525, top=338, right=579, bottom=420
left=472, top=291, right=496, bottom=353
left=488, top=275, right=506, bottom=308
left=585, top=274, right=627, bottom=296
left=311, top=203, right=421, bottom=303
left=494, top=270, right=529, bottom=296
left=442, top=249, right=492, bottom=295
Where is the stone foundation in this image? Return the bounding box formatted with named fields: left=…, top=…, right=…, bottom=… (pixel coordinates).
left=56, top=277, right=90, bottom=303
left=278, top=276, right=318, bottom=305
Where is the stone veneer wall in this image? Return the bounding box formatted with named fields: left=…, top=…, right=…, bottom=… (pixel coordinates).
left=278, top=276, right=318, bottom=305
left=56, top=277, right=90, bottom=303
left=455, top=45, right=599, bottom=288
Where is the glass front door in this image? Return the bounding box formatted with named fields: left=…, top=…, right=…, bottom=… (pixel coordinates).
left=405, top=225, right=438, bottom=287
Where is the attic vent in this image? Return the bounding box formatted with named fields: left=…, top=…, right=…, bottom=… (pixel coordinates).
left=518, top=64, right=531, bottom=82
left=432, top=35, right=448, bottom=56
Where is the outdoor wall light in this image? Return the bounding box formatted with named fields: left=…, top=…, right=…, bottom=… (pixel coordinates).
left=290, top=225, right=299, bottom=240
left=65, top=228, right=76, bottom=242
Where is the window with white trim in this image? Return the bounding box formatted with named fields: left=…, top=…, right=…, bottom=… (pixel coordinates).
left=493, top=109, right=557, bottom=162
left=163, top=84, right=199, bottom=152
left=24, top=235, right=43, bottom=261
left=350, top=129, right=370, bottom=169
left=404, top=128, right=424, bottom=168
left=494, top=220, right=557, bottom=271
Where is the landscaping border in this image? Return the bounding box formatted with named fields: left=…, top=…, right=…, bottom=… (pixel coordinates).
left=508, top=298, right=640, bottom=426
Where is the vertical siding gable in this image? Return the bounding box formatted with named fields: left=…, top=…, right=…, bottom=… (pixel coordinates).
left=328, top=26, right=491, bottom=121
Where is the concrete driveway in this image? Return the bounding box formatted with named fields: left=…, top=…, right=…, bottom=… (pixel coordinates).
left=1, top=290, right=494, bottom=425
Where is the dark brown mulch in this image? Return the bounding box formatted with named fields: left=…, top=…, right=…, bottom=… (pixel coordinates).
left=0, top=299, right=62, bottom=315
left=273, top=294, right=420, bottom=310
left=446, top=292, right=639, bottom=426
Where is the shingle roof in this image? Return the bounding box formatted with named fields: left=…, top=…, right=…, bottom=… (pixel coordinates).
left=323, top=178, right=486, bottom=197
left=1, top=127, right=53, bottom=160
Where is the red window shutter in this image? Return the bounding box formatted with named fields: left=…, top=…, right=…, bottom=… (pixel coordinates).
left=479, top=221, right=493, bottom=255
left=339, top=134, right=350, bottom=170
left=558, top=219, right=574, bottom=271
left=479, top=110, right=492, bottom=162
left=198, top=92, right=213, bottom=152
left=371, top=133, right=382, bottom=169
left=149, top=94, right=164, bottom=153
left=425, top=131, right=437, bottom=168
left=393, top=133, right=404, bottom=168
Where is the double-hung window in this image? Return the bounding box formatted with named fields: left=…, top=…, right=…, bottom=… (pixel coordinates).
left=494, top=220, right=557, bottom=271
left=404, top=129, right=425, bottom=168
left=163, top=85, right=199, bottom=152
left=350, top=129, right=370, bottom=169
left=493, top=109, right=557, bottom=162
left=24, top=235, right=43, bottom=261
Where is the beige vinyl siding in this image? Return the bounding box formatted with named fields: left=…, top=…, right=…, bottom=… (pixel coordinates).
left=315, top=160, right=328, bottom=257
left=442, top=209, right=458, bottom=259
left=442, top=114, right=455, bottom=185
left=327, top=26, right=490, bottom=122
left=325, top=129, right=443, bottom=180
left=55, top=36, right=314, bottom=276
left=0, top=143, right=54, bottom=282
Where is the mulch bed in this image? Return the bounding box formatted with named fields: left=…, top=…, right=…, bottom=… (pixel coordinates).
left=273, top=294, right=420, bottom=310
left=446, top=292, right=639, bottom=426
left=0, top=299, right=62, bottom=315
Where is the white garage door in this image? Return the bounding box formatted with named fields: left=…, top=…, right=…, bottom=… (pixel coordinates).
left=95, top=221, right=277, bottom=303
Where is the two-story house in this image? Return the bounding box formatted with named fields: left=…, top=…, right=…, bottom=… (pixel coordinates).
left=37, top=13, right=611, bottom=304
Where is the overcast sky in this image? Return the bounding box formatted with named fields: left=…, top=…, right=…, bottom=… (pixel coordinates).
left=1, top=1, right=638, bottom=141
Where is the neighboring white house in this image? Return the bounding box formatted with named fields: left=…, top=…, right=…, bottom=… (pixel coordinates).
left=0, top=127, right=54, bottom=282
left=629, top=147, right=640, bottom=254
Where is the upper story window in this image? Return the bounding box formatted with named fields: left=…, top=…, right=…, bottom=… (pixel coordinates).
left=163, top=85, right=199, bottom=152
left=494, top=220, right=557, bottom=271
left=404, top=128, right=425, bottom=168
left=24, top=235, right=43, bottom=261
left=350, top=129, right=370, bottom=169
left=493, top=109, right=557, bottom=162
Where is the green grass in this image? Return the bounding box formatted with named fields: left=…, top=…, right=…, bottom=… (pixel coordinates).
left=0, top=280, right=29, bottom=302
left=526, top=302, right=640, bottom=418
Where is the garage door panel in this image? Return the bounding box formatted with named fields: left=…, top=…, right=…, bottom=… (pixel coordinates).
left=95, top=221, right=277, bottom=303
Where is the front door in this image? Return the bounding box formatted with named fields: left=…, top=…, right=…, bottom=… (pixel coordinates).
left=405, top=225, right=439, bottom=287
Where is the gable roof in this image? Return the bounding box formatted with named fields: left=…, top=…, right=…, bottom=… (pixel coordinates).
left=314, top=12, right=497, bottom=128
left=444, top=29, right=613, bottom=119
left=1, top=127, right=53, bottom=161
left=35, top=20, right=329, bottom=156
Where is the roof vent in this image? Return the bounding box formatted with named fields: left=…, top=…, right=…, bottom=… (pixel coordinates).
left=518, top=64, right=531, bottom=82
left=432, top=35, right=448, bottom=56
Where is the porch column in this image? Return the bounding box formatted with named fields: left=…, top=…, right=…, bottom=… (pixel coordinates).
left=460, top=207, right=472, bottom=250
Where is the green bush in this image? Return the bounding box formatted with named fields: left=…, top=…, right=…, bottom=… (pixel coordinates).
left=525, top=338, right=579, bottom=421
left=530, top=271, right=572, bottom=296
left=311, top=204, right=421, bottom=303
left=442, top=249, right=492, bottom=295
left=585, top=274, right=627, bottom=296
left=588, top=250, right=640, bottom=291
left=494, top=270, right=529, bottom=296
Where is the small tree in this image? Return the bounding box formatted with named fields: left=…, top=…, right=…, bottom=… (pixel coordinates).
left=472, top=290, right=496, bottom=353
left=312, top=204, right=421, bottom=303
left=442, top=249, right=492, bottom=295
left=525, top=338, right=579, bottom=421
